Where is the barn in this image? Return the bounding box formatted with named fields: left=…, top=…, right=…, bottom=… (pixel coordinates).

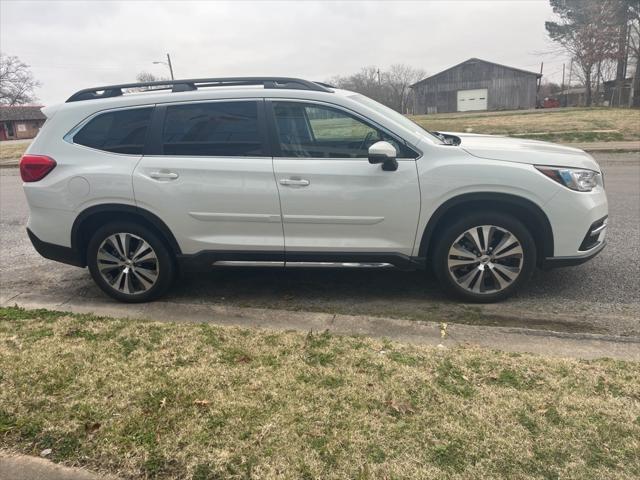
left=410, top=58, right=542, bottom=114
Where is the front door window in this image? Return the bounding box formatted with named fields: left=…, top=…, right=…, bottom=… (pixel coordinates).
left=272, top=102, right=412, bottom=158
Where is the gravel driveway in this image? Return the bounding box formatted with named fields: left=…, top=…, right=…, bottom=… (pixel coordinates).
left=1, top=153, right=638, bottom=336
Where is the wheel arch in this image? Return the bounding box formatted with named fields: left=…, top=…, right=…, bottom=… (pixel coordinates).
left=71, top=204, right=181, bottom=266
left=419, top=192, right=554, bottom=265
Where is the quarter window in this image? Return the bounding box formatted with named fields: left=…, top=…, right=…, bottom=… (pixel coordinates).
left=162, top=101, right=265, bottom=156
left=272, top=102, right=414, bottom=158
left=73, top=108, right=152, bottom=154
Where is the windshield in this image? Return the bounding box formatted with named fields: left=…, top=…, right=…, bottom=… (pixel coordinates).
left=349, top=94, right=444, bottom=144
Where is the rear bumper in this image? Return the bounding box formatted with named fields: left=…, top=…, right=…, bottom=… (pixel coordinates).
left=541, top=240, right=606, bottom=269
left=27, top=228, right=85, bottom=267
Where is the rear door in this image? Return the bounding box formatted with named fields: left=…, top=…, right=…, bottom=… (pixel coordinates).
left=268, top=100, right=421, bottom=258
left=133, top=99, right=284, bottom=257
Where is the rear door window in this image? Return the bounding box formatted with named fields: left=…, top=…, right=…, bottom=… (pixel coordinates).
left=162, top=101, right=266, bottom=156
left=74, top=107, right=152, bottom=154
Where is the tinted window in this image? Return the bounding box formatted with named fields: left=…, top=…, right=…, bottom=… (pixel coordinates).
left=74, top=108, right=152, bottom=154
left=272, top=102, right=415, bottom=158
left=162, top=101, right=265, bottom=156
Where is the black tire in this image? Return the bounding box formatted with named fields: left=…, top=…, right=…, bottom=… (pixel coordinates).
left=87, top=222, right=175, bottom=303
left=432, top=212, right=536, bottom=303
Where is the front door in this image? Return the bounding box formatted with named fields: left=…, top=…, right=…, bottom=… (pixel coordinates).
left=133, top=99, right=284, bottom=257
left=269, top=100, right=421, bottom=258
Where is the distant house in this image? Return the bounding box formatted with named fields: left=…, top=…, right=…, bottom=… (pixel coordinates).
left=0, top=106, right=46, bottom=141
left=603, top=78, right=634, bottom=107
left=410, top=58, right=542, bottom=114
left=558, top=87, right=588, bottom=108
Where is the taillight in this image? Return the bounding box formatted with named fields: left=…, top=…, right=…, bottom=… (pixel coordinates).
left=20, top=155, right=57, bottom=182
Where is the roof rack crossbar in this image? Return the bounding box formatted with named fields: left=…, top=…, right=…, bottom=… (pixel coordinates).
left=66, top=77, right=332, bottom=102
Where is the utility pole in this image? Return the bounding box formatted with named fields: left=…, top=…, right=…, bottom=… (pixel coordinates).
left=560, top=63, right=565, bottom=107
left=376, top=68, right=381, bottom=85
left=566, top=58, right=573, bottom=107
left=536, top=61, right=543, bottom=106
left=166, top=53, right=175, bottom=80
left=153, top=54, right=175, bottom=80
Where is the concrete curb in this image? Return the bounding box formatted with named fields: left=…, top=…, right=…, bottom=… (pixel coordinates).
left=564, top=141, right=639, bottom=152
left=0, top=453, right=117, bottom=480
left=3, top=292, right=639, bottom=361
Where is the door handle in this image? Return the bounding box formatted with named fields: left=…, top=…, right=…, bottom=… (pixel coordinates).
left=279, top=178, right=310, bottom=187
left=149, top=171, right=179, bottom=180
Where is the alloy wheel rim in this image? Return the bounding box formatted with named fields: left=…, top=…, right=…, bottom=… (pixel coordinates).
left=97, top=233, right=159, bottom=295
left=447, top=225, right=523, bottom=294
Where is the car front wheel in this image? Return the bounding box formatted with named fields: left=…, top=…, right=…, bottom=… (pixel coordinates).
left=87, top=223, right=175, bottom=303
left=432, top=213, right=536, bottom=302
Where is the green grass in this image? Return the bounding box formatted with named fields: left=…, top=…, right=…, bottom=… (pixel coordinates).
left=1, top=306, right=639, bottom=479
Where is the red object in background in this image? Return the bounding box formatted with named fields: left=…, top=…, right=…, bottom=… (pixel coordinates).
left=20, top=155, right=57, bottom=182
left=543, top=98, right=561, bottom=108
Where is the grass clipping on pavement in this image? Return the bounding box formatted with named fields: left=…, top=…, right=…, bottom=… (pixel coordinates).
left=0, top=307, right=638, bottom=479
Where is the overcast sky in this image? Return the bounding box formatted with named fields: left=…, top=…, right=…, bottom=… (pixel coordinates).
left=1, top=0, right=568, bottom=106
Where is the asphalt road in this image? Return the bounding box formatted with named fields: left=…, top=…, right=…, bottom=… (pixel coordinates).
left=1, top=153, right=639, bottom=336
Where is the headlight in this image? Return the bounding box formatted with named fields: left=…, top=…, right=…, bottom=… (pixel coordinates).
left=535, top=166, right=600, bottom=192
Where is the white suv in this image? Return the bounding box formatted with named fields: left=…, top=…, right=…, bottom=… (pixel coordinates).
left=21, top=77, right=608, bottom=303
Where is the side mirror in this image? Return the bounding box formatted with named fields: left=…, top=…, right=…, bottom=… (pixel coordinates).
left=368, top=141, right=398, bottom=171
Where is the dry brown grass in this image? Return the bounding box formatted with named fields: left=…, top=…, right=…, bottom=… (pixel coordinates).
left=0, top=141, right=29, bottom=162
left=1, top=307, right=639, bottom=479
left=410, top=107, right=640, bottom=142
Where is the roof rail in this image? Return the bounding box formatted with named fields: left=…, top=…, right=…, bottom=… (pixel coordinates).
left=66, top=77, right=333, bottom=102
left=313, top=81, right=336, bottom=89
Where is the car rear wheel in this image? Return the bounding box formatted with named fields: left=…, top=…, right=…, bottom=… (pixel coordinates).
left=87, top=223, right=175, bottom=303
left=432, top=213, right=536, bottom=302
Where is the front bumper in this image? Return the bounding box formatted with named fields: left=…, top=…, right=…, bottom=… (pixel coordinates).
left=544, top=183, right=608, bottom=258
left=541, top=239, right=606, bottom=269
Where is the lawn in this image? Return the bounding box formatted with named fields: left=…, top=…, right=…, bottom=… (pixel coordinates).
left=0, top=141, right=30, bottom=163
left=1, top=306, right=639, bottom=479
left=410, top=107, right=640, bottom=143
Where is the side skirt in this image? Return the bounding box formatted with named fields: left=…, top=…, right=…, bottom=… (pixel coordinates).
left=177, top=251, right=426, bottom=272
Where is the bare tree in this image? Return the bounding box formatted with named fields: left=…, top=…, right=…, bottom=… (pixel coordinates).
left=384, top=64, right=426, bottom=113
left=330, top=66, right=390, bottom=106
left=0, top=53, right=41, bottom=106
left=546, top=0, right=621, bottom=106
left=136, top=71, right=167, bottom=83
left=626, top=0, right=640, bottom=106
left=539, top=79, right=563, bottom=99
left=328, top=65, right=426, bottom=112
left=132, top=71, right=170, bottom=92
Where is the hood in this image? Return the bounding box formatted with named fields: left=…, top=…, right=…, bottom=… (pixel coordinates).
left=441, top=132, right=601, bottom=171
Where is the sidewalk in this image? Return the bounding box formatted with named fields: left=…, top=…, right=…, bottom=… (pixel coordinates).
left=565, top=140, right=640, bottom=152
left=3, top=291, right=639, bottom=361
left=0, top=454, right=116, bottom=480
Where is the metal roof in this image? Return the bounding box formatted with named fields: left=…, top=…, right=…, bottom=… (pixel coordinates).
left=411, top=58, right=542, bottom=88
left=0, top=106, right=46, bottom=121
